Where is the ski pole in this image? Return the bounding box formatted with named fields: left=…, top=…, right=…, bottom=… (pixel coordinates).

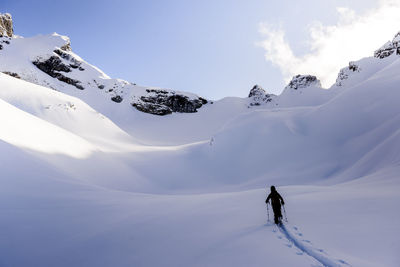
left=282, top=205, right=288, bottom=222
left=267, top=202, right=270, bottom=222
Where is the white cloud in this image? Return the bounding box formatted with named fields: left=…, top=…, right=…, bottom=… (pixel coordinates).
left=257, top=0, right=400, bottom=89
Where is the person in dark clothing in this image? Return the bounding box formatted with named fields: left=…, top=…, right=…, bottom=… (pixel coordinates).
left=265, top=186, right=285, bottom=224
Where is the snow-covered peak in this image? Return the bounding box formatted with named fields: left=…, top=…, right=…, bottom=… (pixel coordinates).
left=248, top=84, right=265, bottom=97
left=0, top=13, right=13, bottom=37
left=335, top=61, right=361, bottom=87
left=374, top=31, right=400, bottom=59
left=248, top=84, right=276, bottom=106
left=284, top=75, right=321, bottom=91
left=0, top=27, right=207, bottom=117
left=277, top=75, right=334, bottom=108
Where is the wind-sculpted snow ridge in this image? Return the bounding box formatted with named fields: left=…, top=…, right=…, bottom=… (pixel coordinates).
left=0, top=72, right=142, bottom=153
left=0, top=97, right=95, bottom=158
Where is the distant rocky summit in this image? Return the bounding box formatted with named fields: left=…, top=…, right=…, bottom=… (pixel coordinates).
left=248, top=85, right=275, bottom=106
left=0, top=13, right=13, bottom=37
left=374, top=32, right=400, bottom=59
left=285, top=75, right=321, bottom=90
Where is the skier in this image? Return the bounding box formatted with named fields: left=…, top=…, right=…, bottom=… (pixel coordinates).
left=265, top=186, right=285, bottom=224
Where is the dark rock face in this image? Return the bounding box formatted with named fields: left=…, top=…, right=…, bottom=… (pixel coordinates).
left=111, top=95, right=123, bottom=103
left=286, top=75, right=321, bottom=90
left=248, top=85, right=275, bottom=106
left=348, top=62, right=359, bottom=72
left=248, top=85, right=264, bottom=97
left=132, top=102, right=172, bottom=115
left=33, top=56, right=71, bottom=73
left=32, top=56, right=84, bottom=90
left=54, top=49, right=84, bottom=71
left=0, top=13, right=13, bottom=37
left=131, top=89, right=208, bottom=115
left=2, top=71, right=21, bottom=79
left=56, top=75, right=84, bottom=90
left=374, top=32, right=400, bottom=59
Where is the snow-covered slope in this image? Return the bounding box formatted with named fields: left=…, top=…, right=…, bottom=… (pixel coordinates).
left=0, top=73, right=140, bottom=151
left=0, top=96, right=95, bottom=158
left=1, top=15, right=400, bottom=267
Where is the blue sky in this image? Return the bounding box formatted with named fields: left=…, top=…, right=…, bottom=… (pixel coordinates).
left=0, top=0, right=388, bottom=99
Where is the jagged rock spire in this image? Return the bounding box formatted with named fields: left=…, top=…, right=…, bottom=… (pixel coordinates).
left=374, top=32, right=400, bottom=59
left=248, top=84, right=266, bottom=97
left=0, top=13, right=13, bottom=37
left=248, top=84, right=275, bottom=106
left=285, top=75, right=321, bottom=90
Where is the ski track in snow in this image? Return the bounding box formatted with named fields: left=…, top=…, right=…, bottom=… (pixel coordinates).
left=272, top=224, right=350, bottom=267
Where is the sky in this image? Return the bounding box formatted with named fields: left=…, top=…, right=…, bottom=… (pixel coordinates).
left=1, top=0, right=398, bottom=100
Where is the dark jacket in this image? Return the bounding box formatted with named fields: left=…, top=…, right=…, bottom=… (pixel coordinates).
left=266, top=191, right=284, bottom=208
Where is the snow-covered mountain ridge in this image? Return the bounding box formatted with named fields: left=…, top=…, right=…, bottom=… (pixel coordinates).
left=0, top=33, right=209, bottom=115
left=0, top=13, right=378, bottom=121
left=1, top=12, right=399, bottom=136
left=0, top=30, right=331, bottom=115
left=0, top=13, right=208, bottom=117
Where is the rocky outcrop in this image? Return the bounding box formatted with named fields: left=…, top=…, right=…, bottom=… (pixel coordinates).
left=0, top=36, right=11, bottom=50
left=33, top=56, right=70, bottom=73
left=335, top=62, right=361, bottom=86
left=33, top=56, right=84, bottom=90
left=248, top=85, right=275, bottom=106
left=54, top=49, right=84, bottom=70
left=285, top=75, right=321, bottom=90
left=2, top=71, right=20, bottom=79
left=374, top=32, right=400, bottom=59
left=111, top=95, right=123, bottom=103
left=131, top=89, right=208, bottom=115
left=0, top=13, right=13, bottom=37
